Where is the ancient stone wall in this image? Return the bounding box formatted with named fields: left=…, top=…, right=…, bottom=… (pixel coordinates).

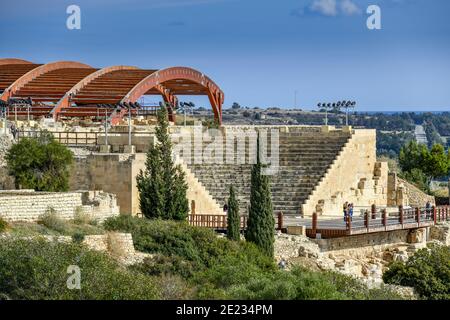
left=70, top=152, right=223, bottom=216
left=70, top=153, right=138, bottom=214
left=0, top=190, right=119, bottom=222
left=302, top=128, right=388, bottom=217
left=313, top=229, right=423, bottom=252
left=387, top=173, right=435, bottom=207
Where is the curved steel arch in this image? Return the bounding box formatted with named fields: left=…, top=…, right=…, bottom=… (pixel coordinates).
left=51, top=65, right=140, bottom=119
left=121, top=66, right=224, bottom=124
left=0, top=61, right=93, bottom=101
left=0, top=58, right=33, bottom=66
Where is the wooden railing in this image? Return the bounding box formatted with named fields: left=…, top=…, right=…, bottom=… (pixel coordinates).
left=307, top=205, right=450, bottom=239
left=17, top=130, right=99, bottom=146
left=187, top=214, right=247, bottom=230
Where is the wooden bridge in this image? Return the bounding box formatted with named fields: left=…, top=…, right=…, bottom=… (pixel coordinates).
left=187, top=205, right=450, bottom=239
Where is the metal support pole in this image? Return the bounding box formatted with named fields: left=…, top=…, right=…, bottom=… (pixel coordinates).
left=382, top=209, right=387, bottom=229
left=325, top=109, right=328, bottom=126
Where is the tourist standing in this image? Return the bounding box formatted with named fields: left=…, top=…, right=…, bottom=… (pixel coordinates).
left=343, top=202, right=348, bottom=222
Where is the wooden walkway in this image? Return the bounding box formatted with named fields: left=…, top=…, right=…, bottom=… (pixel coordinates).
left=187, top=206, right=450, bottom=239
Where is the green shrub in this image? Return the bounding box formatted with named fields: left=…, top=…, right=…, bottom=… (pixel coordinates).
left=72, top=232, right=85, bottom=244
left=133, top=254, right=196, bottom=278
left=6, top=131, right=73, bottom=192
left=104, top=216, right=274, bottom=272
left=0, top=217, right=9, bottom=233
left=383, top=244, right=450, bottom=300
left=0, top=238, right=160, bottom=300
left=38, top=209, right=68, bottom=233
left=73, top=209, right=94, bottom=225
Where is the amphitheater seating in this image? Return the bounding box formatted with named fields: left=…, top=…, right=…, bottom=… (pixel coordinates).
left=176, top=127, right=351, bottom=216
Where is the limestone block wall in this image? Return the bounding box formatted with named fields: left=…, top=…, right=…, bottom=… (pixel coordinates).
left=70, top=152, right=223, bottom=216
left=97, top=133, right=156, bottom=153
left=70, top=153, right=139, bottom=215
left=174, top=155, right=223, bottom=215
left=0, top=190, right=119, bottom=222
left=314, top=229, right=413, bottom=252
left=302, top=129, right=388, bottom=217
left=387, top=173, right=435, bottom=207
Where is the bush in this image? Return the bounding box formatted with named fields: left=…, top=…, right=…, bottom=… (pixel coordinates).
left=104, top=216, right=274, bottom=272
left=105, top=216, right=401, bottom=300
left=0, top=238, right=160, bottom=299
left=133, top=254, right=196, bottom=278
left=6, top=131, right=73, bottom=192
left=0, top=217, right=8, bottom=233
left=73, top=209, right=94, bottom=225
left=72, top=232, right=85, bottom=244
left=38, top=208, right=68, bottom=233
left=383, top=244, right=450, bottom=300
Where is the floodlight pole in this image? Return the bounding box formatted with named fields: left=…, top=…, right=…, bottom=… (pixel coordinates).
left=325, top=108, right=328, bottom=126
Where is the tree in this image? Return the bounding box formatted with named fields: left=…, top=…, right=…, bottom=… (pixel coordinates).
left=136, top=104, right=189, bottom=220
left=227, top=186, right=240, bottom=241
left=6, top=131, right=73, bottom=192
left=383, top=244, right=450, bottom=300
left=245, top=136, right=275, bottom=258
left=231, top=102, right=241, bottom=109
left=399, top=141, right=450, bottom=189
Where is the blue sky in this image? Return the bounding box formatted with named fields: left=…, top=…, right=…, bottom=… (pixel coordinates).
left=1, top=0, right=449, bottom=111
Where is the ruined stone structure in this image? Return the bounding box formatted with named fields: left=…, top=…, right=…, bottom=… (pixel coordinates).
left=1, top=124, right=436, bottom=218
left=176, top=125, right=388, bottom=217
left=387, top=173, right=436, bottom=207
left=0, top=190, right=119, bottom=222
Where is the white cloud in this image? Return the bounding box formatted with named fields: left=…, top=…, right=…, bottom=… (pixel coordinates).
left=305, top=0, right=361, bottom=17
left=340, top=0, right=362, bottom=15
left=309, top=0, right=338, bottom=16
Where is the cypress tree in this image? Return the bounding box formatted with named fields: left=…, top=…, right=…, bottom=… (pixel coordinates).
left=245, top=135, right=275, bottom=258
left=136, top=104, right=189, bottom=220
left=227, top=185, right=240, bottom=241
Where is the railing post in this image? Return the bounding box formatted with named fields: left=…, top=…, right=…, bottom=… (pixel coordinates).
left=382, top=209, right=387, bottom=229
left=346, top=215, right=352, bottom=233
left=433, top=206, right=437, bottom=224
left=312, top=212, right=317, bottom=238
left=415, top=207, right=420, bottom=225
left=364, top=210, right=369, bottom=231
left=278, top=212, right=284, bottom=230
left=398, top=205, right=404, bottom=225
left=371, top=204, right=377, bottom=219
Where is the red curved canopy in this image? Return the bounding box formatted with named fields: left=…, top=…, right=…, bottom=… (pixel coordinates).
left=0, top=58, right=224, bottom=124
